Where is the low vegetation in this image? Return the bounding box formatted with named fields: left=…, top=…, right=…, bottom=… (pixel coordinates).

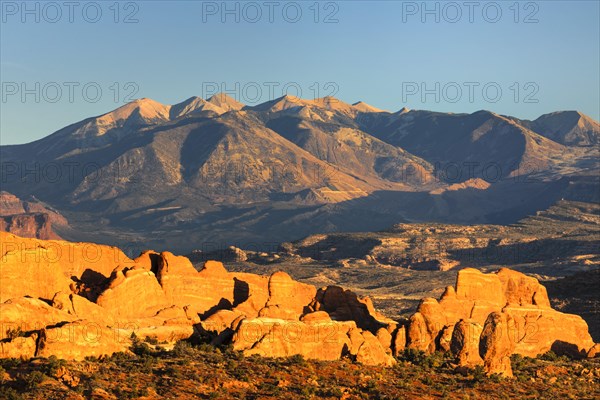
left=0, top=341, right=598, bottom=399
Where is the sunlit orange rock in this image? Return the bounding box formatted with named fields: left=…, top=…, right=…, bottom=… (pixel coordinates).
left=479, top=312, right=516, bottom=377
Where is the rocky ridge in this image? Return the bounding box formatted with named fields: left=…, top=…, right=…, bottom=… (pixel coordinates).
left=0, top=232, right=597, bottom=376
left=1, top=95, right=598, bottom=252
left=0, top=191, right=67, bottom=240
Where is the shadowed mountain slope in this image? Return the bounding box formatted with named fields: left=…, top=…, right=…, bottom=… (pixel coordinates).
left=1, top=95, right=598, bottom=251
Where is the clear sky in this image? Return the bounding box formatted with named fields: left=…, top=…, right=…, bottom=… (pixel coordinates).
left=1, top=0, right=599, bottom=145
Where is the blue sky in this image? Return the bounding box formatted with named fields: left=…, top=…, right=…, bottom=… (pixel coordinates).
left=1, top=0, right=599, bottom=145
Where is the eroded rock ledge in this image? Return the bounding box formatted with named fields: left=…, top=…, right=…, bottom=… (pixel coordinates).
left=0, top=232, right=596, bottom=376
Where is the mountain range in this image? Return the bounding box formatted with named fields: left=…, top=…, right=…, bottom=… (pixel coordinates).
left=1, top=94, right=598, bottom=252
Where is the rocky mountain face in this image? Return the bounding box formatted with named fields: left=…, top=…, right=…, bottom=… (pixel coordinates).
left=0, top=192, right=67, bottom=239
left=1, top=95, right=598, bottom=251
left=512, top=111, right=600, bottom=146
left=0, top=213, right=58, bottom=240
left=0, top=233, right=597, bottom=377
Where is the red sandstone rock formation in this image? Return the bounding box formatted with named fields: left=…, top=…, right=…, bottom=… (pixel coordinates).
left=404, top=267, right=596, bottom=375
left=0, top=191, right=67, bottom=239
left=0, top=232, right=596, bottom=370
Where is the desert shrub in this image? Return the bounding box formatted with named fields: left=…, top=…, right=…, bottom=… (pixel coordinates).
left=398, top=348, right=427, bottom=365
left=228, top=364, right=250, bottom=382
left=172, top=340, right=197, bottom=358
left=221, top=344, right=242, bottom=358
left=19, top=370, right=46, bottom=389
left=318, top=386, right=344, bottom=397
left=144, top=335, right=159, bottom=345
left=140, top=355, right=156, bottom=373
left=113, top=385, right=150, bottom=399
left=421, top=375, right=433, bottom=385
left=300, top=385, right=317, bottom=397
left=129, top=332, right=156, bottom=357
left=398, top=349, right=448, bottom=369
left=288, top=354, right=307, bottom=366
left=471, top=365, right=487, bottom=384
left=539, top=350, right=569, bottom=362
left=195, top=342, right=218, bottom=353
left=540, top=350, right=559, bottom=361
left=109, top=351, right=135, bottom=363
left=44, top=355, right=67, bottom=376
left=131, top=341, right=154, bottom=357
left=0, top=358, right=21, bottom=369
left=0, top=386, right=24, bottom=400
left=511, top=353, right=524, bottom=368
left=258, top=381, right=282, bottom=395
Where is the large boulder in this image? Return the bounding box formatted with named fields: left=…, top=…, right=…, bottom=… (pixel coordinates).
left=230, top=272, right=270, bottom=317
left=312, top=285, right=393, bottom=332
left=451, top=319, right=484, bottom=367
left=37, top=321, right=129, bottom=360
left=0, top=236, right=74, bottom=302
left=355, top=330, right=396, bottom=366
left=231, top=317, right=395, bottom=365
left=392, top=325, right=407, bottom=356
left=407, top=312, right=433, bottom=352
left=96, top=265, right=171, bottom=319
left=406, top=298, right=447, bottom=352
left=0, top=231, right=133, bottom=286
left=479, top=312, right=516, bottom=377
left=0, top=297, right=75, bottom=336
left=496, top=268, right=551, bottom=308
left=502, top=306, right=594, bottom=359
left=157, top=254, right=235, bottom=316
left=588, top=343, right=600, bottom=358
left=0, top=336, right=37, bottom=358
left=52, top=291, right=115, bottom=326
left=258, top=271, right=316, bottom=320
left=232, top=318, right=351, bottom=361
left=406, top=267, right=595, bottom=365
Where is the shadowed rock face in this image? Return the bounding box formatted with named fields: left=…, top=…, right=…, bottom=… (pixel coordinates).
left=0, top=232, right=596, bottom=371
left=545, top=268, right=600, bottom=342
left=479, top=312, right=516, bottom=377
left=0, top=213, right=58, bottom=240
left=0, top=192, right=67, bottom=239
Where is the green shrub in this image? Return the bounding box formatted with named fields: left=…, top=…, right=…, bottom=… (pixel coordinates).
left=397, top=349, right=448, bottom=369
left=540, top=350, right=569, bottom=362
left=0, top=386, right=24, bottom=400
left=144, top=335, right=159, bottom=345
left=398, top=348, right=427, bottom=365
left=471, top=365, right=487, bottom=384
left=44, top=355, right=67, bottom=376
left=540, top=350, right=560, bottom=361
left=0, top=358, right=21, bottom=369
left=131, top=341, right=154, bottom=357
left=288, top=354, right=307, bottom=366
left=172, top=340, right=197, bottom=358
left=19, top=370, right=46, bottom=389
